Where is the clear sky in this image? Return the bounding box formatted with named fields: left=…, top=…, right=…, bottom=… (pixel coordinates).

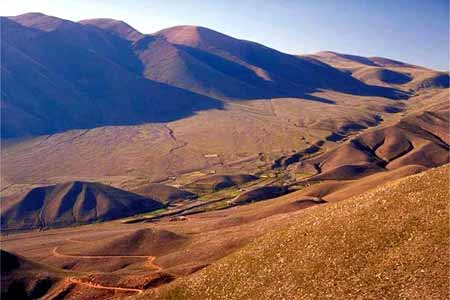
left=2, top=0, right=449, bottom=70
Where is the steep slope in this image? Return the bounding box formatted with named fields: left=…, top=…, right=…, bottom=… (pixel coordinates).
left=9, top=13, right=142, bottom=72
left=1, top=181, right=164, bottom=231
left=2, top=13, right=448, bottom=192
left=75, top=20, right=408, bottom=100
left=157, top=164, right=449, bottom=300
left=79, top=18, right=144, bottom=41
left=1, top=249, right=63, bottom=300
left=1, top=14, right=424, bottom=140
left=1, top=16, right=222, bottom=138
left=149, top=26, right=406, bottom=99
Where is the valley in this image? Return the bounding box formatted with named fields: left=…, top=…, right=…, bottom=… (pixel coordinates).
left=0, top=11, right=448, bottom=300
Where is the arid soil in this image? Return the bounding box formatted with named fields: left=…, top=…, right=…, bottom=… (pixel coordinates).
left=1, top=12, right=449, bottom=300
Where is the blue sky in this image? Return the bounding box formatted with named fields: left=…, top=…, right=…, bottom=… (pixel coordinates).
left=2, top=0, right=449, bottom=70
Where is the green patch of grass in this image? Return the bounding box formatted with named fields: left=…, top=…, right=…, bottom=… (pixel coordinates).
left=120, top=208, right=167, bottom=223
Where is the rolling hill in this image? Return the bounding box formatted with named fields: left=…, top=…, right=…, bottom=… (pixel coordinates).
left=1, top=10, right=449, bottom=300
left=288, top=103, right=449, bottom=181
left=156, top=164, right=449, bottom=300
left=1, top=249, right=63, bottom=300
left=311, top=51, right=449, bottom=91
left=1, top=181, right=164, bottom=231
left=1, top=12, right=448, bottom=232
left=2, top=13, right=410, bottom=139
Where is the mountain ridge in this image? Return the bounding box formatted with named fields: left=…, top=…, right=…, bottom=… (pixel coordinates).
left=1, top=13, right=424, bottom=139
left=1, top=181, right=164, bottom=231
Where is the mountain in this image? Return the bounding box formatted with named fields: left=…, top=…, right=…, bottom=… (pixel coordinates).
left=159, top=164, right=449, bottom=300
left=1, top=15, right=222, bottom=138
left=310, top=51, right=449, bottom=91
left=0, top=181, right=164, bottom=231
left=130, top=24, right=408, bottom=100
left=2, top=13, right=448, bottom=194
left=1, top=13, right=412, bottom=139
left=79, top=17, right=144, bottom=41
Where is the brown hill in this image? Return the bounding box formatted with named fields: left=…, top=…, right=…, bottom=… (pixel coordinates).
left=352, top=68, right=412, bottom=85
left=2, top=13, right=448, bottom=197
left=1, top=181, right=164, bottom=231
left=132, top=183, right=196, bottom=204
left=2, top=13, right=410, bottom=139
left=149, top=26, right=407, bottom=100
left=312, top=51, right=416, bottom=68
left=409, top=72, right=450, bottom=91
left=288, top=102, right=449, bottom=181
left=1, top=249, right=62, bottom=300
left=158, top=164, right=449, bottom=300
left=79, top=18, right=144, bottom=41
left=9, top=12, right=72, bottom=31
left=64, top=228, right=187, bottom=257
left=311, top=51, right=449, bottom=91
left=232, top=186, right=288, bottom=205
left=1, top=13, right=406, bottom=137
left=1, top=15, right=222, bottom=138
left=186, top=174, right=258, bottom=192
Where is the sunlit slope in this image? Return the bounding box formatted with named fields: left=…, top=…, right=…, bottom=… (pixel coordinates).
left=158, top=164, right=449, bottom=300
left=1, top=181, right=164, bottom=231
left=310, top=51, right=449, bottom=91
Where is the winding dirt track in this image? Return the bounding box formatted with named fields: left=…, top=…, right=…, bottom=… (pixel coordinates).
left=68, top=278, right=144, bottom=294
left=52, top=246, right=161, bottom=271
left=53, top=241, right=161, bottom=294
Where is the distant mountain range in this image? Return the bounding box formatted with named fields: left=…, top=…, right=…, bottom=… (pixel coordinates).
left=2, top=12, right=437, bottom=139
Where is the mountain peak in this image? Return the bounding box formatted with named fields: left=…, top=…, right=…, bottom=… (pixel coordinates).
left=9, top=12, right=73, bottom=31
left=154, top=25, right=237, bottom=49
left=79, top=18, right=143, bottom=41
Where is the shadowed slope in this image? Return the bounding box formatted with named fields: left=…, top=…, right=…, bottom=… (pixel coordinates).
left=2, top=14, right=416, bottom=139
left=311, top=51, right=448, bottom=91
left=1, top=181, right=164, bottom=231
left=186, top=174, right=258, bottom=192
left=353, top=68, right=412, bottom=85
left=1, top=16, right=223, bottom=138
left=290, top=103, right=449, bottom=181
left=159, top=164, right=449, bottom=300
left=152, top=26, right=407, bottom=99
left=132, top=184, right=196, bottom=204
left=1, top=249, right=62, bottom=300
left=410, top=72, right=450, bottom=91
